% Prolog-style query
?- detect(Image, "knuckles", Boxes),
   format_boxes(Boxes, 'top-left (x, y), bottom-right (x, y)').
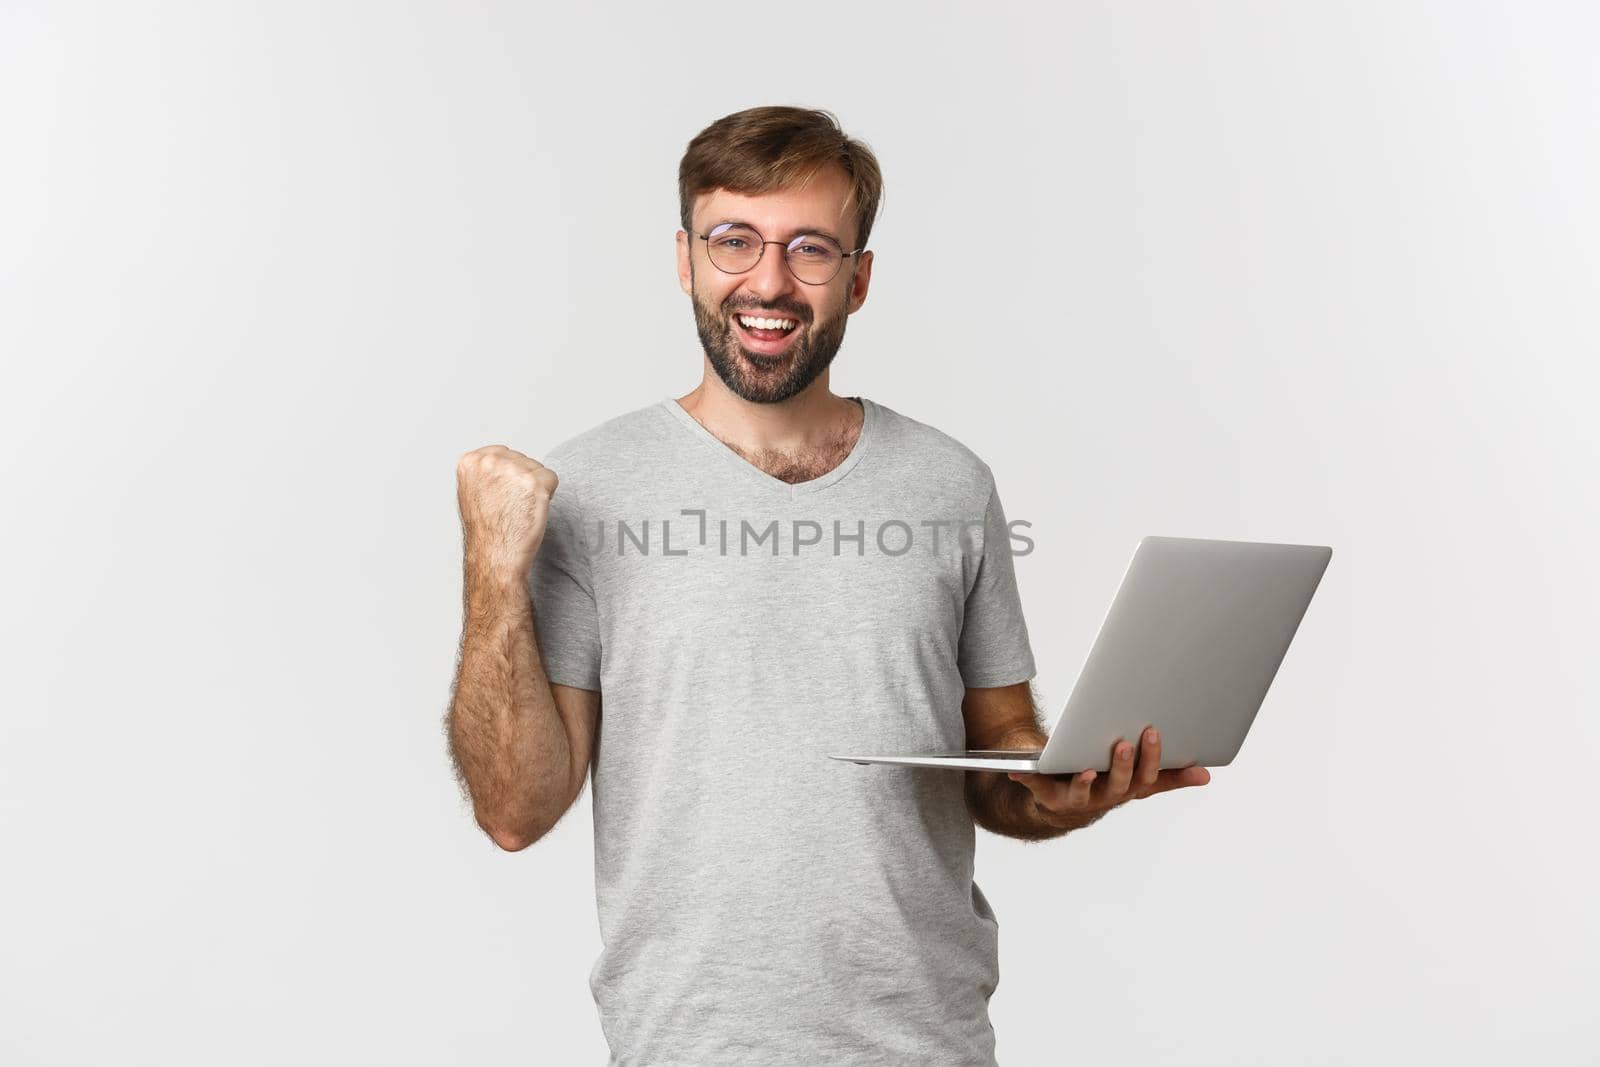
top-left (456, 446), bottom-right (558, 496)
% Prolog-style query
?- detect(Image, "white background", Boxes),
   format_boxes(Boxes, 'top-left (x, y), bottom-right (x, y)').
top-left (2, 2), bottom-right (1595, 1064)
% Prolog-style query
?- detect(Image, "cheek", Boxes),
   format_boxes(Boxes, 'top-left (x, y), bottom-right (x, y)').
top-left (696, 290), bottom-right (730, 322)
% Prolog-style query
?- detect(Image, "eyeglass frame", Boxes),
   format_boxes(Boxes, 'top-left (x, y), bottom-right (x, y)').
top-left (690, 221), bottom-right (867, 286)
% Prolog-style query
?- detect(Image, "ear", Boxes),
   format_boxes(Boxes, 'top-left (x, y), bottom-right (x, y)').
top-left (676, 230), bottom-right (692, 296)
top-left (846, 249), bottom-right (873, 314)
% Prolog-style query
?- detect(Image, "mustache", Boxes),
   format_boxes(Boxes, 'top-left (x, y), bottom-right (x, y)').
top-left (724, 303), bottom-right (810, 323)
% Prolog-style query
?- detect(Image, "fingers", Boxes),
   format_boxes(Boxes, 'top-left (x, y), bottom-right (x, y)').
top-left (1007, 742), bottom-right (1212, 823)
top-left (1066, 769), bottom-right (1096, 809)
top-left (1105, 739), bottom-right (1136, 797)
top-left (1135, 727), bottom-right (1162, 793)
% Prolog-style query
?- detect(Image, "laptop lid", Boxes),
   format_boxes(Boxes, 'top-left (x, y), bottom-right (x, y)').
top-left (1032, 535), bottom-right (1332, 774)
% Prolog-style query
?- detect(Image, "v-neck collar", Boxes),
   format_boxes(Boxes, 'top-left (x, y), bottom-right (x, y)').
top-left (660, 395), bottom-right (878, 498)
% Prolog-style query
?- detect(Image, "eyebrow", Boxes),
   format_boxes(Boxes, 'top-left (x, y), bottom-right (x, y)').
top-left (713, 218), bottom-right (846, 247)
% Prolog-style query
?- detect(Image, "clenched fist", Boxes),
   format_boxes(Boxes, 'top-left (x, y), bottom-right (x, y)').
top-left (456, 445), bottom-right (561, 582)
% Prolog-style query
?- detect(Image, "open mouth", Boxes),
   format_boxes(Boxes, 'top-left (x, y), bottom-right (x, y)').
top-left (731, 313), bottom-right (802, 355)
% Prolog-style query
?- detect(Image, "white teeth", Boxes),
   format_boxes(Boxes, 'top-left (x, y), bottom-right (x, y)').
top-left (737, 314), bottom-right (796, 331)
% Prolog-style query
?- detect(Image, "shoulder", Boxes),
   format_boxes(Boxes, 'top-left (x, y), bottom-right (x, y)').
top-left (532, 400), bottom-right (674, 516)
top-left (866, 398), bottom-right (999, 492)
top-left (538, 399), bottom-right (673, 477)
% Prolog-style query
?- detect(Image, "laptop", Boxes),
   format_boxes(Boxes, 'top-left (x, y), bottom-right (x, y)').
top-left (828, 535), bottom-right (1332, 774)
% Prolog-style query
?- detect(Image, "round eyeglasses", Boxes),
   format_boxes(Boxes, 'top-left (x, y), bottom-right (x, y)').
top-left (692, 222), bottom-right (866, 285)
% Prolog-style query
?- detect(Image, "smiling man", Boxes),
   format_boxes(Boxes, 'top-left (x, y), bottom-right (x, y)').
top-left (446, 105), bottom-right (1207, 1066)
top-left (673, 136), bottom-right (873, 477)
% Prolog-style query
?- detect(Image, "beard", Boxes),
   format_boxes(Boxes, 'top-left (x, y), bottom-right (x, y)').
top-left (689, 263), bottom-right (851, 404)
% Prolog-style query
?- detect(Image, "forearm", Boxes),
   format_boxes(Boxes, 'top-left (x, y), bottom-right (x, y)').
top-left (446, 560), bottom-right (574, 843)
top-left (964, 728), bottom-right (1106, 841)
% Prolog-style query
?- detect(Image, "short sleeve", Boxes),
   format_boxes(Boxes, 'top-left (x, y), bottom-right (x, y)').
top-left (527, 478), bottom-right (602, 691)
top-left (956, 474), bottom-right (1037, 688)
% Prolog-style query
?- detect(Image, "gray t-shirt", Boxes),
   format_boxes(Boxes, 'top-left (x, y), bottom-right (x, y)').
top-left (528, 395), bottom-right (1036, 1066)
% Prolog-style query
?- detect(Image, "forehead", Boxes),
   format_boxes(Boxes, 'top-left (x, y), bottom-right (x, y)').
top-left (692, 166), bottom-right (853, 240)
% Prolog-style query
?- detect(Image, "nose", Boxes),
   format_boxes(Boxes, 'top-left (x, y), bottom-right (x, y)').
top-left (742, 241), bottom-right (801, 305)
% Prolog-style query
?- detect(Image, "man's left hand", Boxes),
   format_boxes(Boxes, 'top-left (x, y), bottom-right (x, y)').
top-left (1007, 727), bottom-right (1211, 825)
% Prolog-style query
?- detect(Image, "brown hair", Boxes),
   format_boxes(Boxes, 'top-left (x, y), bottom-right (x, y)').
top-left (678, 105), bottom-right (885, 253)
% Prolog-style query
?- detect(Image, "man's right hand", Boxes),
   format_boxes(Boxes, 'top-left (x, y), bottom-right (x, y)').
top-left (456, 445), bottom-right (560, 581)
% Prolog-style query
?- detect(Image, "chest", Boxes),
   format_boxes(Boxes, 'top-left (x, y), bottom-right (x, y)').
top-left (586, 514), bottom-right (975, 669)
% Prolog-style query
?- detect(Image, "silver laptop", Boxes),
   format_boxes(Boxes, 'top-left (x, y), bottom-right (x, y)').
top-left (828, 535), bottom-right (1332, 774)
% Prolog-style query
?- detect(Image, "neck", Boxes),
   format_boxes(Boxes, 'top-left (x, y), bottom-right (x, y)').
top-left (675, 367), bottom-right (860, 454)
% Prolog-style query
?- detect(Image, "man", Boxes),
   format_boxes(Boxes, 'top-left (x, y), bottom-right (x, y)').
top-left (447, 105), bottom-right (1209, 1065)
